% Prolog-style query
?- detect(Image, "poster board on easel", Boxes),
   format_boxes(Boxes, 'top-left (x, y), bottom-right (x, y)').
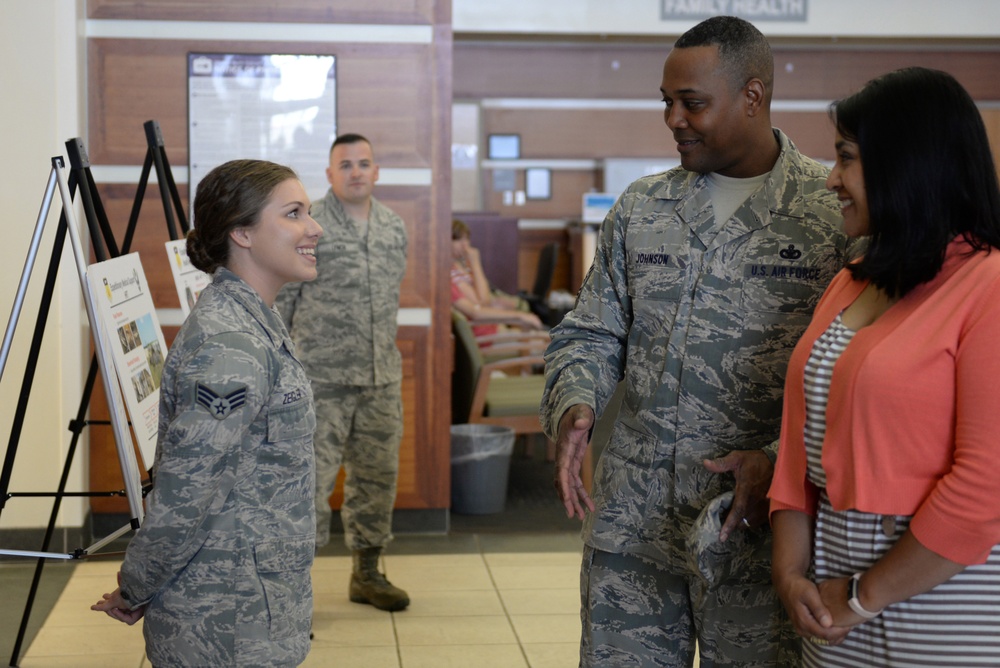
top-left (165, 239), bottom-right (211, 317)
top-left (86, 253), bottom-right (167, 488)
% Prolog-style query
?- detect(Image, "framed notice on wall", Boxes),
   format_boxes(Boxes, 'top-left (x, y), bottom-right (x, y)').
top-left (188, 53), bottom-right (337, 204)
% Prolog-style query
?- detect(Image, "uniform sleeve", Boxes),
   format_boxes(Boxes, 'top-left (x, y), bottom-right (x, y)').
top-left (119, 331), bottom-right (271, 604)
top-left (540, 194), bottom-right (631, 438)
top-left (910, 274), bottom-right (1000, 564)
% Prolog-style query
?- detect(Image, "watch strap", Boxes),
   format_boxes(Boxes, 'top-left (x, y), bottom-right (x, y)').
top-left (847, 572), bottom-right (883, 619)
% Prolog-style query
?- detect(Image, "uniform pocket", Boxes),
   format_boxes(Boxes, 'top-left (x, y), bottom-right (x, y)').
top-left (318, 239), bottom-right (363, 291)
top-left (628, 257), bottom-right (684, 303)
top-left (260, 398), bottom-right (315, 505)
top-left (602, 419), bottom-right (660, 470)
top-left (267, 398), bottom-right (316, 443)
top-left (255, 536), bottom-right (314, 641)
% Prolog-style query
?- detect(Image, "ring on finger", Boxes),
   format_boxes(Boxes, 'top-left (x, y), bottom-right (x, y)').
top-left (807, 637), bottom-right (829, 646)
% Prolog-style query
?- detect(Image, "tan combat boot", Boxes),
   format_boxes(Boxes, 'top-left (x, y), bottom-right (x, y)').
top-left (350, 547), bottom-right (410, 612)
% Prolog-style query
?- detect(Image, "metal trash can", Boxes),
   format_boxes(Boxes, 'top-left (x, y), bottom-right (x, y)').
top-left (450, 424), bottom-right (515, 515)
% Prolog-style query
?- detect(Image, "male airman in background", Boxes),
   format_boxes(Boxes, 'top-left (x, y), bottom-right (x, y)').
top-left (278, 133), bottom-right (410, 612)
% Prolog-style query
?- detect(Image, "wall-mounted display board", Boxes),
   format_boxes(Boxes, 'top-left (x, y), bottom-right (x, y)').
top-left (525, 167), bottom-right (551, 200)
top-left (188, 53), bottom-right (337, 202)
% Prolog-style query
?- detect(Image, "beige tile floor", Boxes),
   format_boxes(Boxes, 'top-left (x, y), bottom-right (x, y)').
top-left (18, 549), bottom-right (584, 667)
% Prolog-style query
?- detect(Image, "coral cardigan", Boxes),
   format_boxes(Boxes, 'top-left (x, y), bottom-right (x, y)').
top-left (769, 239), bottom-right (1000, 565)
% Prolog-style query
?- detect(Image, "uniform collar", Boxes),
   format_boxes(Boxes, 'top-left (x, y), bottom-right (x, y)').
top-left (323, 190), bottom-right (383, 226)
top-left (211, 267), bottom-right (292, 350)
top-left (653, 129), bottom-right (810, 250)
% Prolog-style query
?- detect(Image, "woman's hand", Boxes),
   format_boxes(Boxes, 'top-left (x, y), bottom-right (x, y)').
top-left (465, 245), bottom-right (482, 267)
top-left (775, 572), bottom-right (852, 645)
top-left (772, 510), bottom-right (853, 646)
top-left (817, 576), bottom-right (868, 628)
top-left (519, 311), bottom-right (544, 329)
top-left (91, 571), bottom-right (146, 625)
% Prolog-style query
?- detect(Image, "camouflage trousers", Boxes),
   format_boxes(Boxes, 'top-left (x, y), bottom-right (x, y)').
top-left (312, 381), bottom-right (403, 551)
top-left (580, 546), bottom-right (799, 667)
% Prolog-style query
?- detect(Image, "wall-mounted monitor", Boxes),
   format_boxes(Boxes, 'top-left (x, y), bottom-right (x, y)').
top-left (487, 133), bottom-right (520, 160)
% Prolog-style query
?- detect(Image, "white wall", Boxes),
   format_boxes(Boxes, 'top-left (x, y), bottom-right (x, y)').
top-left (454, 0), bottom-right (1000, 38)
top-left (0, 0), bottom-right (86, 532)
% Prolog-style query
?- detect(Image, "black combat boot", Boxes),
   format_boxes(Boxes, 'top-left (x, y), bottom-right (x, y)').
top-left (350, 546), bottom-right (410, 612)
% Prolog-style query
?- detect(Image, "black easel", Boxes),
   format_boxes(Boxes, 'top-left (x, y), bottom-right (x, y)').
top-left (0, 125), bottom-right (188, 667)
top-left (124, 120), bottom-right (190, 246)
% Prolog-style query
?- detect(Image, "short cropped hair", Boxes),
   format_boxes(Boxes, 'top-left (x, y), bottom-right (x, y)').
top-left (832, 67), bottom-right (1000, 297)
top-left (330, 132), bottom-right (373, 156)
top-left (675, 15), bottom-right (773, 99)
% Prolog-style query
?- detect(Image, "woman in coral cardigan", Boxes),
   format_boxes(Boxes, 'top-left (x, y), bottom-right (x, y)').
top-left (769, 67), bottom-right (1000, 665)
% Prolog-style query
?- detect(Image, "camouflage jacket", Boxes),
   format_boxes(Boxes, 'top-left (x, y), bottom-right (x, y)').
top-left (120, 268), bottom-right (316, 667)
top-left (541, 130), bottom-right (851, 570)
top-left (277, 190), bottom-right (408, 387)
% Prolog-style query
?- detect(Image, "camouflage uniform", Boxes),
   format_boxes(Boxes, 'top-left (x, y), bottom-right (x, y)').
top-left (541, 131), bottom-right (851, 667)
top-left (277, 189), bottom-right (407, 550)
top-left (119, 268), bottom-right (316, 667)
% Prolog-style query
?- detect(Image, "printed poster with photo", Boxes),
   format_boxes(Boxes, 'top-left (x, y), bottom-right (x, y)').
top-left (166, 239), bottom-right (211, 317)
top-left (87, 253), bottom-right (168, 469)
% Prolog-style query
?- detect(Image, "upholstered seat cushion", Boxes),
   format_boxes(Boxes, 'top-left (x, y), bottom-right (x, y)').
top-left (484, 375), bottom-right (546, 417)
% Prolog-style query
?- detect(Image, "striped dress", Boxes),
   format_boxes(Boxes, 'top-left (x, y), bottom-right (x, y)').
top-left (801, 315), bottom-right (1000, 667)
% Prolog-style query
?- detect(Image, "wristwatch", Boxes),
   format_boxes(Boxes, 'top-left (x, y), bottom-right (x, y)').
top-left (847, 572), bottom-right (883, 619)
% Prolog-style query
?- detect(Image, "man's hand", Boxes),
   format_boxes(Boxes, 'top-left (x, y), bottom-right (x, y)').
top-left (553, 404), bottom-right (596, 520)
top-left (703, 450), bottom-right (773, 541)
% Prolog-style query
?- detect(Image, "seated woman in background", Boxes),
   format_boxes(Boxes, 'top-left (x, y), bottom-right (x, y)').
top-left (769, 67), bottom-right (1000, 665)
top-left (451, 218), bottom-right (543, 335)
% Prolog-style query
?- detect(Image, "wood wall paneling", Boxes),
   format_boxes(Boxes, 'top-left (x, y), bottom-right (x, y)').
top-left (88, 39), bottom-right (440, 168)
top-left (456, 42), bottom-right (1000, 101)
top-left (770, 112), bottom-right (837, 161)
top-left (483, 169), bottom-right (599, 222)
top-left (368, 185), bottom-right (435, 310)
top-left (771, 49), bottom-right (1000, 101)
top-left (455, 43), bottom-right (671, 100)
top-left (87, 3), bottom-right (453, 516)
top-left (88, 0), bottom-right (441, 24)
top-left (518, 228), bottom-right (571, 296)
top-left (484, 108), bottom-right (672, 160)
top-left (983, 110), bottom-right (1000, 179)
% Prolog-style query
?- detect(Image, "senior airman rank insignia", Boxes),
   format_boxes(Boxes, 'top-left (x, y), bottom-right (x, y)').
top-left (196, 382), bottom-right (248, 420)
